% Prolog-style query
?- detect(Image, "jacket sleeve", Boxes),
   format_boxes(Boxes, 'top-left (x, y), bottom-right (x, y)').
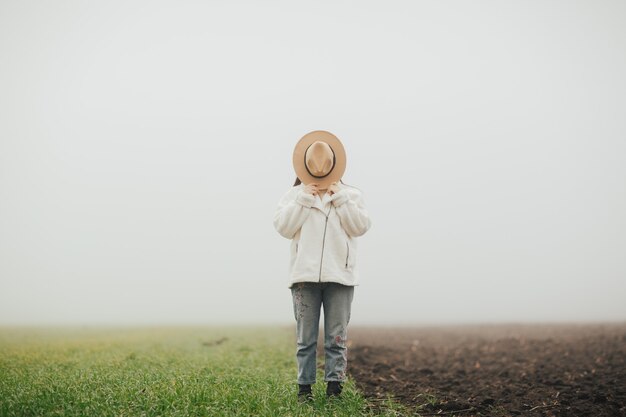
top-left (331, 187), bottom-right (372, 237)
top-left (273, 187), bottom-right (316, 239)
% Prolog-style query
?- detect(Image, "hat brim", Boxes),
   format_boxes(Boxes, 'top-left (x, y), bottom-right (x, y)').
top-left (293, 130), bottom-right (346, 189)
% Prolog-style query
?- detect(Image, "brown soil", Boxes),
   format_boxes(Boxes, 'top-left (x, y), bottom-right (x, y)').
top-left (347, 323), bottom-right (626, 417)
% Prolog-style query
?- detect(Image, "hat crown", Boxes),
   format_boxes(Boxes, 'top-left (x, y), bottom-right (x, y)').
top-left (305, 141), bottom-right (335, 177)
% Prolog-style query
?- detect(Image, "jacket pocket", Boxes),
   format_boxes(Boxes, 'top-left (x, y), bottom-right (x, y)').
top-left (345, 241), bottom-right (350, 268)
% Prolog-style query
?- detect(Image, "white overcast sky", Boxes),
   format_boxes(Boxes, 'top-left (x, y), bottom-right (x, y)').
top-left (1, 1), bottom-right (625, 325)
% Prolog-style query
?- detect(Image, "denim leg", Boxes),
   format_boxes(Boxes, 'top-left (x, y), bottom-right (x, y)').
top-left (291, 282), bottom-right (322, 385)
top-left (322, 283), bottom-right (354, 382)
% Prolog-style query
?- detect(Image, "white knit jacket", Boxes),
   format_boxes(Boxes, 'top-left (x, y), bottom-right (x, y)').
top-left (274, 183), bottom-right (372, 288)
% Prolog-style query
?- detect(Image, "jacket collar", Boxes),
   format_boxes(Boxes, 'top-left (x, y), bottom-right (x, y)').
top-left (311, 185), bottom-right (341, 212)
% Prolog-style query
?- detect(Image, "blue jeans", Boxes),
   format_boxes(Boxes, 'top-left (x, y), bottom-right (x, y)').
top-left (291, 282), bottom-right (354, 385)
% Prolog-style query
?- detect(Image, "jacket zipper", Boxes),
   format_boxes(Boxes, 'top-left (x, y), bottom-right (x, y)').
top-left (318, 206), bottom-right (332, 282)
top-left (345, 241), bottom-right (349, 268)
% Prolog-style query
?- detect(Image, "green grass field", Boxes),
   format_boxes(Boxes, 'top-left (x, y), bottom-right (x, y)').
top-left (0, 326), bottom-right (405, 417)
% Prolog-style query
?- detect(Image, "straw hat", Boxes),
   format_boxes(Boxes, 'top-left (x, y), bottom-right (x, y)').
top-left (293, 130), bottom-right (346, 189)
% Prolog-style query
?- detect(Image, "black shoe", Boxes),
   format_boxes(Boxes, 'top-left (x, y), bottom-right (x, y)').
top-left (297, 384), bottom-right (313, 403)
top-left (326, 381), bottom-right (343, 397)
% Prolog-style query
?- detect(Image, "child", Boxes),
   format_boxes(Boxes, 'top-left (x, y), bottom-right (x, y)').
top-left (273, 130), bottom-right (372, 402)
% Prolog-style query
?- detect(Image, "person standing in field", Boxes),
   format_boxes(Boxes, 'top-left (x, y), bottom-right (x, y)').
top-left (273, 130), bottom-right (372, 402)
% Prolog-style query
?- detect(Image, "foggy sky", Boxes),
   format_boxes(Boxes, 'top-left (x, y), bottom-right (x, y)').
top-left (1, 0), bottom-right (625, 325)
